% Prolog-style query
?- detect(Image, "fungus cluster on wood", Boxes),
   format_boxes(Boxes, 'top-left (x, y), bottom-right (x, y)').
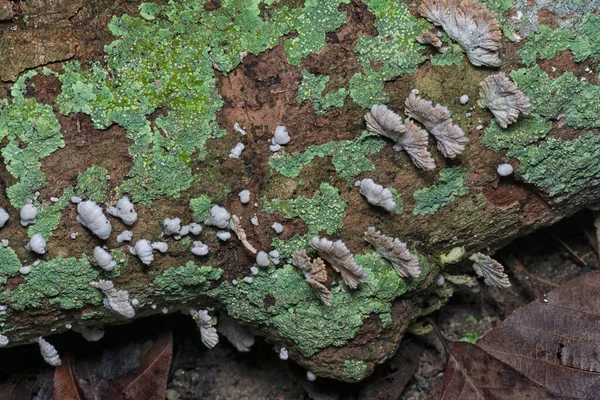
top-left (90, 280), bottom-right (135, 319)
top-left (76, 200), bottom-right (112, 240)
top-left (418, 0), bottom-right (502, 67)
top-left (364, 227), bottom-right (421, 278)
top-left (309, 237), bottom-right (366, 289)
top-left (356, 178), bottom-right (397, 212)
top-left (291, 250), bottom-right (331, 306)
top-left (106, 196), bottom-right (137, 225)
top-left (190, 308), bottom-right (219, 349)
top-left (478, 73), bottom-right (531, 128)
top-left (216, 315), bottom-right (255, 352)
top-left (38, 337), bottom-right (61, 366)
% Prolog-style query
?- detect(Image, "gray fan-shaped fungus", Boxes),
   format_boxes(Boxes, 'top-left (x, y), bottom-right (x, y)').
top-left (417, 29), bottom-right (443, 48)
top-left (356, 178), bottom-right (396, 212)
top-left (38, 337), bottom-right (61, 366)
top-left (478, 72), bottom-right (531, 128)
top-left (73, 326), bottom-right (105, 342)
top-left (190, 309), bottom-right (219, 349)
top-left (365, 105), bottom-right (435, 170)
top-left (93, 246), bottom-right (116, 271)
top-left (162, 217), bottom-right (181, 236)
top-left (25, 234), bottom-right (46, 255)
top-left (130, 239), bottom-right (154, 265)
top-left (20, 203), bottom-right (38, 226)
top-left (405, 93), bottom-right (467, 159)
top-left (469, 252), bottom-right (511, 288)
top-left (364, 227), bottom-right (421, 278)
top-left (76, 200), bottom-right (112, 240)
top-left (106, 196), bottom-right (137, 225)
top-left (309, 237), bottom-right (366, 289)
top-left (217, 315), bottom-right (255, 352)
top-left (291, 250), bottom-right (331, 306)
top-left (205, 205), bottom-right (231, 229)
top-left (0, 208), bottom-right (9, 228)
top-left (418, 0), bottom-right (502, 67)
top-left (90, 280), bottom-right (135, 319)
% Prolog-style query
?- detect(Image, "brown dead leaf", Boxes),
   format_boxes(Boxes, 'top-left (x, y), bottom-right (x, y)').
top-left (53, 354), bottom-right (85, 400)
top-left (359, 338), bottom-right (424, 400)
top-left (428, 271), bottom-right (600, 399)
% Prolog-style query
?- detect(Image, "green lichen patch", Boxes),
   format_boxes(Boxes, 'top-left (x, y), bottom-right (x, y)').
top-left (268, 132), bottom-right (385, 182)
top-left (210, 253), bottom-right (427, 356)
top-left (507, 135), bottom-right (600, 198)
top-left (483, 114), bottom-right (552, 152)
top-left (190, 195), bottom-right (214, 223)
top-left (297, 70), bottom-right (348, 115)
top-left (28, 186), bottom-right (75, 240)
top-left (0, 247), bottom-right (22, 285)
top-left (348, 69), bottom-right (389, 109)
top-left (413, 167), bottom-right (468, 216)
top-left (76, 165), bottom-right (110, 203)
top-left (3, 257), bottom-right (102, 311)
top-left (264, 183), bottom-right (347, 257)
top-left (389, 188), bottom-right (404, 215)
top-left (343, 360), bottom-right (369, 381)
top-left (0, 71), bottom-right (65, 208)
top-left (154, 262), bottom-right (223, 301)
top-left (283, 0), bottom-right (350, 65)
top-left (519, 15), bottom-right (600, 65)
top-left (430, 45), bottom-right (464, 67)
top-left (354, 0), bottom-right (427, 81)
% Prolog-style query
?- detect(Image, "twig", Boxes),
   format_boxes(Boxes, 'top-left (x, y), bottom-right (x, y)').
top-left (504, 256), bottom-right (545, 299)
top-left (549, 232), bottom-right (588, 267)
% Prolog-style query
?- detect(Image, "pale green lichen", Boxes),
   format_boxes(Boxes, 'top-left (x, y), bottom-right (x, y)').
top-left (28, 186), bottom-right (75, 240)
top-left (483, 114), bottom-right (552, 152)
top-left (0, 247), bottom-right (22, 285)
top-left (190, 195), bottom-right (214, 223)
top-left (209, 253), bottom-right (431, 356)
top-left (268, 132), bottom-right (385, 183)
top-left (343, 360), bottom-right (369, 381)
top-left (3, 257), bottom-right (102, 311)
top-left (283, 0), bottom-right (350, 65)
top-left (348, 69), bottom-right (389, 109)
top-left (76, 165), bottom-right (110, 203)
top-left (0, 71), bottom-right (65, 208)
top-left (413, 167), bottom-right (468, 216)
top-left (263, 183), bottom-right (346, 258)
top-left (519, 15), bottom-right (600, 66)
top-left (154, 262), bottom-right (223, 301)
top-left (297, 70), bottom-right (348, 115)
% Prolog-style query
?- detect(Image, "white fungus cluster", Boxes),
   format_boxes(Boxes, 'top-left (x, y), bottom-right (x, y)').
top-left (205, 205), bottom-right (231, 229)
top-left (238, 190), bottom-right (251, 204)
top-left (0, 208), bottom-right (9, 228)
top-left (190, 309), bottom-right (219, 349)
top-left (38, 337), bottom-right (61, 366)
top-left (356, 178), bottom-right (396, 212)
top-left (20, 203), bottom-right (38, 227)
top-left (106, 196), bottom-right (138, 225)
top-left (93, 247), bottom-right (116, 271)
top-left (191, 241), bottom-right (209, 256)
top-left (229, 143), bottom-right (245, 159)
top-left (162, 217), bottom-right (181, 236)
top-left (270, 125), bottom-right (290, 152)
top-left (25, 234), bottom-right (47, 255)
top-left (90, 280), bottom-right (135, 319)
top-left (116, 230), bottom-right (133, 243)
top-left (129, 239), bottom-right (167, 265)
top-left (76, 201), bottom-right (112, 240)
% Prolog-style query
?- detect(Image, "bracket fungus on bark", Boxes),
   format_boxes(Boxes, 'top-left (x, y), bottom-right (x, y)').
top-left (38, 337), bottom-right (61, 367)
top-left (217, 315), bottom-right (255, 352)
top-left (309, 237), bottom-right (366, 289)
top-left (356, 178), bottom-right (396, 212)
top-left (190, 309), bottom-right (219, 349)
top-left (90, 280), bottom-right (135, 319)
top-left (405, 93), bottom-right (467, 159)
top-left (469, 252), bottom-right (511, 288)
top-left (365, 105), bottom-right (435, 170)
top-left (364, 227), bottom-right (421, 278)
top-left (291, 250), bottom-right (331, 306)
top-left (418, 0), bottom-right (502, 67)
top-left (478, 72), bottom-right (531, 128)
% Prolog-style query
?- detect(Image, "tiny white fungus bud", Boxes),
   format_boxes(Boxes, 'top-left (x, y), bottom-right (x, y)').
top-left (269, 250), bottom-right (279, 258)
top-left (65, 324), bottom-right (72, 329)
top-left (243, 276), bottom-right (253, 284)
top-left (250, 216), bottom-right (259, 226)
top-left (307, 371), bottom-right (316, 381)
top-left (234, 122), bottom-right (247, 135)
top-left (250, 266), bottom-right (259, 275)
top-left (130, 239), bottom-right (154, 265)
top-left (459, 94), bottom-right (469, 104)
top-left (116, 230), bottom-right (133, 243)
top-left (71, 196), bottom-right (82, 204)
top-left (269, 144), bottom-right (281, 152)
top-left (50, 197), bottom-right (59, 203)
top-left (0, 335), bottom-right (9, 347)
top-left (162, 218), bottom-right (181, 236)
top-left (19, 266), bottom-right (32, 275)
top-left (279, 347), bottom-right (289, 360)
top-left (273, 125), bottom-right (290, 145)
top-left (20, 203), bottom-right (38, 227)
top-left (25, 234), bottom-right (46, 255)
top-left (76, 201), bottom-right (112, 240)
top-left (179, 225), bottom-right (190, 236)
top-left (256, 251), bottom-right (270, 267)
top-left (151, 241), bottom-right (169, 253)
top-left (191, 241), bottom-right (209, 256)
top-left (0, 208), bottom-right (9, 228)
top-left (216, 231), bottom-right (231, 241)
top-left (238, 190), bottom-right (251, 204)
top-left (93, 246), bottom-right (116, 271)
top-left (229, 143), bottom-right (245, 158)
top-left (162, 307), bottom-right (169, 314)
top-left (106, 196), bottom-right (137, 225)
top-left (205, 206), bottom-right (230, 229)
top-left (131, 299), bottom-right (139, 306)
top-left (497, 163), bottom-right (514, 176)
top-left (1, 239), bottom-right (8, 247)
top-left (271, 222), bottom-right (283, 234)
top-left (189, 223), bottom-right (202, 235)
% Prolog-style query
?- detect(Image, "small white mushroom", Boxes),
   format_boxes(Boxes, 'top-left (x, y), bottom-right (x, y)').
top-left (116, 230), bottom-right (133, 243)
top-left (191, 241), bottom-right (209, 256)
top-left (38, 337), bottom-right (61, 366)
top-left (70, 196), bottom-right (82, 204)
top-left (256, 251), bottom-right (270, 267)
top-left (271, 222), bottom-right (284, 234)
top-left (272, 125), bottom-right (290, 145)
top-left (106, 196), bottom-right (138, 225)
top-left (205, 206), bottom-right (231, 229)
top-left (188, 223), bottom-right (202, 235)
top-left (0, 208), bottom-right (9, 228)
top-left (151, 241), bottom-right (169, 253)
top-left (0, 334), bottom-right (8, 347)
top-left (279, 347), bottom-right (289, 360)
top-left (238, 190), bottom-right (251, 204)
top-left (162, 218), bottom-right (181, 236)
top-left (130, 239), bottom-right (154, 265)
top-left (19, 266), bottom-right (32, 275)
top-left (25, 234), bottom-right (46, 255)
top-left (76, 201), bottom-right (112, 240)
top-left (229, 143), bottom-right (245, 159)
top-left (216, 231), bottom-right (231, 241)
top-left (497, 163), bottom-right (514, 176)
top-left (93, 246), bottom-right (116, 271)
top-left (20, 203), bottom-right (38, 227)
